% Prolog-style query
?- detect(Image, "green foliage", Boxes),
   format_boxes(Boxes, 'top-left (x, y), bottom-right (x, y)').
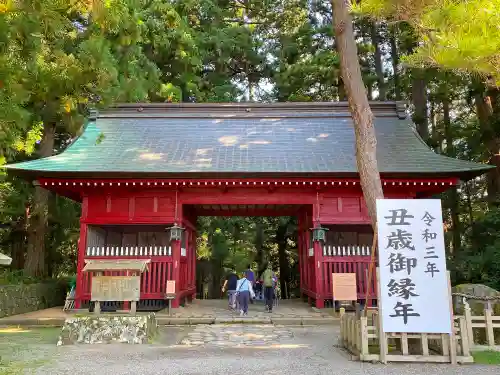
top-left (354, 0), bottom-right (500, 84)
top-left (0, 269), bottom-right (40, 285)
top-left (451, 208), bottom-right (500, 291)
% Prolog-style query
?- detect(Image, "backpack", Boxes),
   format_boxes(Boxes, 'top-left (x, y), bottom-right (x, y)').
top-left (263, 269), bottom-right (273, 287)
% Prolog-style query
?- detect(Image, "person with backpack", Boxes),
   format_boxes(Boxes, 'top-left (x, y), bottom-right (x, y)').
top-left (236, 272), bottom-right (255, 316)
top-left (261, 265), bottom-right (276, 313)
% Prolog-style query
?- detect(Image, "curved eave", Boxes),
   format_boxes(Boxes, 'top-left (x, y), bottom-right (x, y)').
top-left (4, 166), bottom-right (493, 181)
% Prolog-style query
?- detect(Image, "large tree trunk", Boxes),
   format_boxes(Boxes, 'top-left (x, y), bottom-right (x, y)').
top-left (24, 122), bottom-right (55, 277)
top-left (371, 22), bottom-right (386, 100)
top-left (332, 0), bottom-right (384, 225)
top-left (475, 87), bottom-right (500, 205)
top-left (254, 218), bottom-right (266, 276)
top-left (10, 224), bottom-right (26, 270)
top-left (412, 70), bottom-right (429, 142)
top-left (276, 219), bottom-right (290, 299)
top-left (389, 25), bottom-right (401, 100)
top-left (443, 98), bottom-right (461, 253)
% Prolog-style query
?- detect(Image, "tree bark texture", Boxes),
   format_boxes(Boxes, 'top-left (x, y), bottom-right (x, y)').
top-left (332, 0), bottom-right (384, 226)
top-left (443, 98), bottom-right (461, 253)
top-left (389, 25), bottom-right (401, 100)
top-left (276, 219), bottom-right (290, 299)
top-left (412, 70), bottom-right (429, 142)
top-left (371, 22), bottom-right (386, 100)
top-left (475, 88), bottom-right (500, 205)
top-left (24, 122), bottom-right (55, 277)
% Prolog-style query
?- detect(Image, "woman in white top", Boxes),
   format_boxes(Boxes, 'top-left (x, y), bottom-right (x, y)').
top-left (236, 273), bottom-right (255, 316)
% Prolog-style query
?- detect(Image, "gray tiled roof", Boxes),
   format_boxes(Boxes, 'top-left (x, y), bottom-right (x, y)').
top-left (5, 102), bottom-right (491, 178)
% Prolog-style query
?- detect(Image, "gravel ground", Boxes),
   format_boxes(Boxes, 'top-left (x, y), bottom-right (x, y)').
top-left (22, 325), bottom-right (497, 375)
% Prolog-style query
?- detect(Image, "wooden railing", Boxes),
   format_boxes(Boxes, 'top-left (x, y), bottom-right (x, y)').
top-left (323, 245), bottom-right (371, 257)
top-left (81, 246), bottom-right (175, 301)
top-left (339, 310), bottom-right (473, 364)
top-left (86, 245), bottom-right (172, 257)
top-left (460, 300), bottom-right (500, 348)
top-left (320, 245), bottom-right (375, 305)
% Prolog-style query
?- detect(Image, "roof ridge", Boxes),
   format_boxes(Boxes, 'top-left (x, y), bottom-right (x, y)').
top-left (97, 101), bottom-right (409, 119)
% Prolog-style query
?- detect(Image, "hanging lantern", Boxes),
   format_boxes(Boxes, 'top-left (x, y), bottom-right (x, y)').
top-left (168, 223), bottom-right (185, 241)
top-left (310, 225), bottom-right (329, 243)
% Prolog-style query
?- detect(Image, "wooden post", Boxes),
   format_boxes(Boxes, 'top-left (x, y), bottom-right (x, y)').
top-left (464, 301), bottom-right (474, 347)
top-left (446, 271), bottom-right (457, 364)
top-left (130, 301), bottom-right (137, 315)
top-left (360, 316), bottom-right (369, 359)
top-left (313, 235), bottom-right (324, 308)
top-left (75, 222), bottom-right (88, 309)
top-left (485, 301), bottom-right (495, 347)
top-left (421, 333), bottom-right (429, 356)
top-left (363, 231), bottom-right (378, 315)
top-left (171, 238), bottom-right (181, 308)
top-left (94, 301), bottom-right (101, 315)
top-left (459, 316), bottom-right (470, 357)
top-left (376, 268), bottom-right (388, 364)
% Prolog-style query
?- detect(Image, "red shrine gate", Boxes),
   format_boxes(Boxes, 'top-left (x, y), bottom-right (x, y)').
top-left (6, 102), bottom-right (489, 309)
top-left (41, 176), bottom-right (457, 309)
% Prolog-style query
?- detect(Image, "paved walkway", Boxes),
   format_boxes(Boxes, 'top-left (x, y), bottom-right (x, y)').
top-left (179, 324), bottom-right (295, 347)
top-left (21, 325), bottom-right (499, 375)
top-left (0, 299), bottom-right (337, 326)
top-left (160, 299), bottom-right (335, 325)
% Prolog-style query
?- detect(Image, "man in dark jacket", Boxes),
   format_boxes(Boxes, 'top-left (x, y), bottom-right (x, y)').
top-left (221, 268), bottom-right (238, 310)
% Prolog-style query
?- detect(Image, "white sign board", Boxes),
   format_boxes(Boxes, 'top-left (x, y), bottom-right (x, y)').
top-left (376, 199), bottom-right (451, 334)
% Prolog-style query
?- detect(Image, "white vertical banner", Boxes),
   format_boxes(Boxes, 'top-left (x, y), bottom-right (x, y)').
top-left (376, 199), bottom-right (451, 334)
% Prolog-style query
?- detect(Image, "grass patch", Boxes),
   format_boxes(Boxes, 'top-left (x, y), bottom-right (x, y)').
top-left (0, 327), bottom-right (60, 374)
top-left (472, 350), bottom-right (500, 364)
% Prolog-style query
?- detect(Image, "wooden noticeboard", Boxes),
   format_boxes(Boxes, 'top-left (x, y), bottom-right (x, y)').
top-left (91, 276), bottom-right (140, 302)
top-left (332, 273), bottom-right (357, 301)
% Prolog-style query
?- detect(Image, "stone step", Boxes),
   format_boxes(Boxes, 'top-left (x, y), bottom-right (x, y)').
top-left (0, 316), bottom-right (339, 327)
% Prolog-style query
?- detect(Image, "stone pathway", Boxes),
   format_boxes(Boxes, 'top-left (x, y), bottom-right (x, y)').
top-left (0, 299), bottom-right (337, 327)
top-left (179, 324), bottom-right (294, 347)
top-left (158, 299), bottom-right (336, 325)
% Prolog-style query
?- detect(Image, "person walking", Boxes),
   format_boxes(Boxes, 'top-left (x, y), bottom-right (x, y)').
top-left (261, 265), bottom-right (275, 313)
top-left (244, 264), bottom-right (255, 304)
top-left (221, 267), bottom-right (238, 310)
top-left (236, 272), bottom-right (255, 316)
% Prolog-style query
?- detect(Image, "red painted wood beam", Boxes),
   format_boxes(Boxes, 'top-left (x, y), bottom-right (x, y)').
top-left (191, 208), bottom-right (302, 217)
top-left (39, 177), bottom-right (459, 189)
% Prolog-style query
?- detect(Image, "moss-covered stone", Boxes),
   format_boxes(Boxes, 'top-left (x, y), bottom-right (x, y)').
top-left (452, 284), bottom-right (500, 345)
top-left (0, 281), bottom-right (67, 318)
top-left (58, 314), bottom-right (158, 345)
top-left (452, 284), bottom-right (500, 315)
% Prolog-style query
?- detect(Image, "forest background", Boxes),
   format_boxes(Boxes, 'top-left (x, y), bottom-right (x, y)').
top-left (1, 0), bottom-right (499, 298)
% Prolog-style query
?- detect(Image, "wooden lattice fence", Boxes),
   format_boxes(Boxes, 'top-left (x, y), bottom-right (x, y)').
top-left (339, 309), bottom-right (474, 364)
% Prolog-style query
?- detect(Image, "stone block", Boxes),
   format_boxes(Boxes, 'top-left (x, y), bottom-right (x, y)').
top-left (57, 313), bottom-right (158, 345)
top-left (188, 317), bottom-right (215, 325)
top-left (452, 284), bottom-right (500, 315)
top-left (168, 317), bottom-right (189, 325)
top-left (301, 317), bottom-right (338, 325)
top-left (271, 317), bottom-right (303, 325)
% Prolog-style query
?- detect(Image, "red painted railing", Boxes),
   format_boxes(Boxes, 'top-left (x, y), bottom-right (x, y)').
top-left (80, 250), bottom-right (174, 301)
top-left (320, 256), bottom-right (377, 304)
top-left (301, 243), bottom-right (377, 307)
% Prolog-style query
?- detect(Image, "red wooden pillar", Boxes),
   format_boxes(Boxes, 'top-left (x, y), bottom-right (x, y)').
top-left (305, 227), bottom-right (312, 305)
top-left (313, 238), bottom-right (324, 308)
top-left (298, 229), bottom-right (304, 297)
top-left (75, 196), bottom-right (88, 309)
top-left (191, 229), bottom-right (197, 299)
top-left (171, 237), bottom-right (181, 308)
